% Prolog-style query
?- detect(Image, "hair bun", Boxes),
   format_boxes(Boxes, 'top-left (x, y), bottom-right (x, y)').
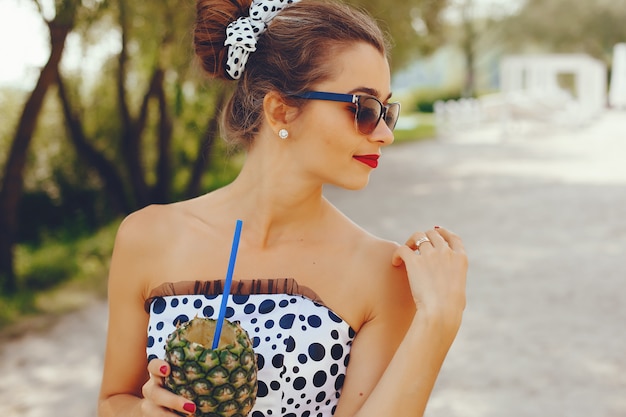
top-left (194, 0), bottom-right (253, 80)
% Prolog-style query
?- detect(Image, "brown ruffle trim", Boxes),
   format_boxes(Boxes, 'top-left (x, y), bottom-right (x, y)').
top-left (144, 278), bottom-right (324, 313)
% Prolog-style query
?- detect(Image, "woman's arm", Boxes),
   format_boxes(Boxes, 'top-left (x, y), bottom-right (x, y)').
top-left (335, 227), bottom-right (467, 417)
top-left (98, 209), bottom-right (196, 417)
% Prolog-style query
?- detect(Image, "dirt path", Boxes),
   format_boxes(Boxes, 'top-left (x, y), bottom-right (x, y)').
top-left (2, 110), bottom-right (625, 417)
top-left (0, 301), bottom-right (107, 416)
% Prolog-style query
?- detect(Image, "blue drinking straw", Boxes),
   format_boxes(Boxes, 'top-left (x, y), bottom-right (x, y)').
top-left (212, 219), bottom-right (243, 350)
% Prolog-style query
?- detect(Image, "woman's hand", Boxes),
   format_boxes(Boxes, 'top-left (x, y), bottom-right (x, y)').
top-left (141, 359), bottom-right (197, 416)
top-left (391, 226), bottom-right (468, 334)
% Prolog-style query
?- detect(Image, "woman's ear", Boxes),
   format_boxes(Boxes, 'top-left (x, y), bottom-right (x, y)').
top-left (263, 91), bottom-right (299, 131)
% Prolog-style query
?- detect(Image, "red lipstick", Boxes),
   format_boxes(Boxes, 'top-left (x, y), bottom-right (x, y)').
top-left (353, 154), bottom-right (379, 168)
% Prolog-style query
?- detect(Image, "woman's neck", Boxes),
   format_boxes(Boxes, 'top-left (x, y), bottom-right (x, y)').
top-left (215, 151), bottom-right (331, 249)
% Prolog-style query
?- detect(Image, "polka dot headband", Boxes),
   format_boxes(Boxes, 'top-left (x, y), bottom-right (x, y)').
top-left (224, 0), bottom-right (301, 79)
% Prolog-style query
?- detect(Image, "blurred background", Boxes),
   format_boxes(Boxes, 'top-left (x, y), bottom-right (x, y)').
top-left (1, 0), bottom-right (625, 416)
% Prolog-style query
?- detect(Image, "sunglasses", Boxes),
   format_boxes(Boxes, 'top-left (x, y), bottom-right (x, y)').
top-left (291, 91), bottom-right (401, 135)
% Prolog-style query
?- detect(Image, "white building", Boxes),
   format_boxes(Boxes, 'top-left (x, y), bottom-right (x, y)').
top-left (500, 54), bottom-right (607, 120)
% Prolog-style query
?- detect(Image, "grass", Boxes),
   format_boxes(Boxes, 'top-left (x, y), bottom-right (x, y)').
top-left (392, 112), bottom-right (436, 144)
top-left (0, 220), bottom-right (120, 331)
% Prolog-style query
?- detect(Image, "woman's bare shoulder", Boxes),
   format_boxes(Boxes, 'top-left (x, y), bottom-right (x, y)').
top-left (342, 222), bottom-right (402, 273)
top-left (114, 204), bottom-right (182, 253)
top-left (357, 233), bottom-right (415, 316)
top-left (361, 234), bottom-right (410, 285)
top-left (332, 219), bottom-right (414, 317)
top-left (108, 202), bottom-right (204, 293)
top-left (329, 207), bottom-right (409, 286)
top-left (115, 198), bottom-right (210, 249)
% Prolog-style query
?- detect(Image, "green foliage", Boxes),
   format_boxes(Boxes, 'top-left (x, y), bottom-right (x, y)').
top-left (347, 0), bottom-right (450, 69)
top-left (0, 219), bottom-right (119, 328)
top-left (17, 185), bottom-right (113, 244)
top-left (0, 88), bottom-right (28, 157)
top-left (16, 242), bottom-right (79, 290)
top-left (497, 0), bottom-right (626, 63)
top-left (416, 90), bottom-right (464, 113)
top-left (401, 87), bottom-right (464, 113)
top-left (393, 112), bottom-right (436, 143)
top-left (15, 219), bottom-right (118, 289)
top-left (0, 291), bottom-right (36, 329)
top-left (200, 144), bottom-right (245, 192)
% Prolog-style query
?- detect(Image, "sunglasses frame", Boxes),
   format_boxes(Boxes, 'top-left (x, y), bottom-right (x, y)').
top-left (290, 91), bottom-right (400, 135)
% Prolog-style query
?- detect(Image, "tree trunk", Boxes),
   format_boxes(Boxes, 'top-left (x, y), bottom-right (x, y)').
top-left (56, 74), bottom-right (133, 215)
top-left (185, 88), bottom-right (228, 199)
top-left (151, 69), bottom-right (173, 204)
top-left (117, 0), bottom-right (150, 208)
top-left (462, 0), bottom-right (477, 98)
top-left (463, 43), bottom-right (476, 98)
top-left (0, 20), bottom-right (72, 293)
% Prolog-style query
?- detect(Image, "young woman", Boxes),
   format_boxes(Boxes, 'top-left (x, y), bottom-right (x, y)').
top-left (98, 0), bottom-right (468, 416)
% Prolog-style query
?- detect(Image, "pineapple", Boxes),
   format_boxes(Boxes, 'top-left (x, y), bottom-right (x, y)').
top-left (164, 317), bottom-right (258, 417)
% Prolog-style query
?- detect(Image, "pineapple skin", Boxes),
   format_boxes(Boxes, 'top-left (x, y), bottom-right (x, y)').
top-left (164, 318), bottom-right (258, 417)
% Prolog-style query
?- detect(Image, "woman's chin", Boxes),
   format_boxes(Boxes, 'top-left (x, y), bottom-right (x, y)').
top-left (332, 176), bottom-right (370, 191)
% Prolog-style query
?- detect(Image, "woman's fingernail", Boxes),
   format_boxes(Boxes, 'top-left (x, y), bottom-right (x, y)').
top-left (160, 365), bottom-right (168, 375)
top-left (434, 225), bottom-right (440, 229)
top-left (183, 402), bottom-right (196, 413)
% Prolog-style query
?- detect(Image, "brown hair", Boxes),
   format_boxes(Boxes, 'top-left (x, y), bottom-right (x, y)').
top-left (194, 0), bottom-right (390, 148)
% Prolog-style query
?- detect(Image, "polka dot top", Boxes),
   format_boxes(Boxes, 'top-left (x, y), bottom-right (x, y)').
top-left (145, 279), bottom-right (356, 417)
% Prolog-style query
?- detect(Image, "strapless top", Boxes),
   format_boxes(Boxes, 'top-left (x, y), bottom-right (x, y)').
top-left (145, 278), bottom-right (356, 417)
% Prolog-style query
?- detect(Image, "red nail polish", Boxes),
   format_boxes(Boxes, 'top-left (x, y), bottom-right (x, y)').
top-left (159, 365), bottom-right (168, 375)
top-left (183, 402), bottom-right (196, 413)
top-left (434, 225), bottom-right (440, 229)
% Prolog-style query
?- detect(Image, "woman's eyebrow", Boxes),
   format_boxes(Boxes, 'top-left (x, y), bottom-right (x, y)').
top-left (348, 86), bottom-right (393, 101)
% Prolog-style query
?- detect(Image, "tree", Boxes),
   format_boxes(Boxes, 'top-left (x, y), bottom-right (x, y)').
top-left (0, 0), bottom-right (79, 293)
top-left (498, 0), bottom-right (626, 63)
top-left (450, 0), bottom-right (479, 97)
top-left (436, 0), bottom-right (522, 98)
top-left (56, 0), bottom-right (227, 211)
top-left (349, 0), bottom-right (450, 68)
top-left (56, 74), bottom-right (131, 214)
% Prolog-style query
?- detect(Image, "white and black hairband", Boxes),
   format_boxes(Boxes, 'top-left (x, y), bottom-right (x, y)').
top-left (224, 0), bottom-right (301, 79)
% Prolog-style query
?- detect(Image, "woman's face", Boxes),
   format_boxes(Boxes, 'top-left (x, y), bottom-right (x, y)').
top-left (288, 42), bottom-right (395, 190)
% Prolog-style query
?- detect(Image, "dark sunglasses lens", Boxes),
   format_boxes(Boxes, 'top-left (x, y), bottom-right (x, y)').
top-left (384, 103), bottom-right (400, 131)
top-left (356, 97), bottom-right (383, 134)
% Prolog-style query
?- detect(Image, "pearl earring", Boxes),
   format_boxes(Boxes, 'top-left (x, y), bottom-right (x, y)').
top-left (278, 128), bottom-right (289, 139)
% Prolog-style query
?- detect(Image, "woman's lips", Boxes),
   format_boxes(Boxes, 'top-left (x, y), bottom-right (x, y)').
top-left (353, 154), bottom-right (379, 168)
